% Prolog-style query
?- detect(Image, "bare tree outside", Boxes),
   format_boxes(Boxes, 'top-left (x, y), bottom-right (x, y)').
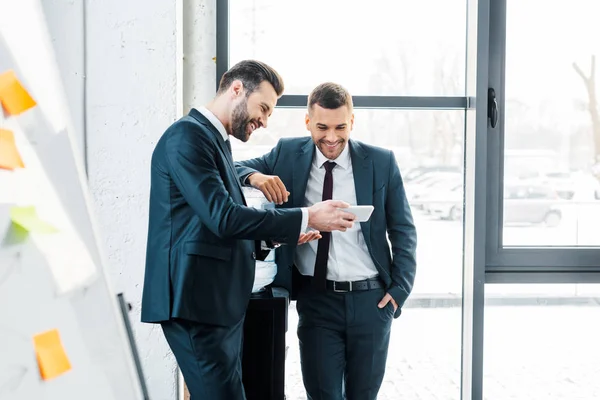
top-left (573, 55), bottom-right (600, 176)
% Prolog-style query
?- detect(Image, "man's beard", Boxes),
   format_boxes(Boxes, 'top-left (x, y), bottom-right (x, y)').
top-left (231, 98), bottom-right (252, 142)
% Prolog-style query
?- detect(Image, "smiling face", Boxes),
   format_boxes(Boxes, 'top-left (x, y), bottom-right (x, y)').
top-left (306, 104), bottom-right (354, 160)
top-left (217, 60), bottom-right (284, 142)
top-left (230, 80), bottom-right (277, 142)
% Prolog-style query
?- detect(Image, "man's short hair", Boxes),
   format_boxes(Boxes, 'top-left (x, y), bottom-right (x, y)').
top-left (217, 60), bottom-right (284, 97)
top-left (308, 82), bottom-right (353, 112)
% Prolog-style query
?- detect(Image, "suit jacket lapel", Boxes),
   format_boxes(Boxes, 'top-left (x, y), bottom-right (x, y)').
top-left (292, 140), bottom-right (315, 207)
top-left (189, 110), bottom-right (246, 203)
top-left (221, 140), bottom-right (247, 204)
top-left (350, 140), bottom-right (373, 248)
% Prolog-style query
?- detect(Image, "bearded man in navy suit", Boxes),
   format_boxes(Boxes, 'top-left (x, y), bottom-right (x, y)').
top-left (141, 63), bottom-right (357, 400)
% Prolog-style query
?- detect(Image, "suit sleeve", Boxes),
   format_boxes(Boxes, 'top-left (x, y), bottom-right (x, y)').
top-left (165, 126), bottom-right (302, 242)
top-left (384, 151), bottom-right (417, 313)
top-left (234, 139), bottom-right (282, 185)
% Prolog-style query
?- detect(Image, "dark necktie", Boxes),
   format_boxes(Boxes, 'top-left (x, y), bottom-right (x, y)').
top-left (224, 139), bottom-right (232, 156)
top-left (312, 161), bottom-right (336, 291)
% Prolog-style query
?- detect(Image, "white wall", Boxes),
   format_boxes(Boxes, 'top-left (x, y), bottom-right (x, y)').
top-left (41, 0), bottom-right (85, 164)
top-left (85, 1), bottom-right (179, 399)
top-left (183, 0), bottom-right (217, 111)
top-left (42, 0), bottom-right (217, 398)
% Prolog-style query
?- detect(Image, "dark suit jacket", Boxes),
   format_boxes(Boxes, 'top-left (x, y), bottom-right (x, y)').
top-left (235, 137), bottom-right (417, 318)
top-left (141, 109), bottom-right (303, 327)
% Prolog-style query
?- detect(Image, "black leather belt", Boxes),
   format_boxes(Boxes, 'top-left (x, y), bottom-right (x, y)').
top-left (325, 278), bottom-right (383, 292)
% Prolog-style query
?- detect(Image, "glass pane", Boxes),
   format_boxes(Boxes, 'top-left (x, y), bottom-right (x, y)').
top-left (232, 109), bottom-right (465, 399)
top-left (502, 0), bottom-right (600, 246)
top-left (484, 284), bottom-right (600, 399)
top-left (229, 0), bottom-right (467, 96)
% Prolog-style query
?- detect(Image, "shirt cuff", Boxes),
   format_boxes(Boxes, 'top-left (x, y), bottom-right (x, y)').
top-left (244, 173), bottom-right (254, 186)
top-left (300, 208), bottom-right (309, 233)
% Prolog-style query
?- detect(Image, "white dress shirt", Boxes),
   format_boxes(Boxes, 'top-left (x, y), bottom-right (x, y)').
top-left (198, 106), bottom-right (229, 142)
top-left (295, 144), bottom-right (379, 281)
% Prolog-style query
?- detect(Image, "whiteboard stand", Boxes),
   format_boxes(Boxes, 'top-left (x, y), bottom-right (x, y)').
top-left (117, 293), bottom-right (150, 400)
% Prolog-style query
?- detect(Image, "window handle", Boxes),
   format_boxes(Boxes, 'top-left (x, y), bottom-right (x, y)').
top-left (488, 88), bottom-right (499, 128)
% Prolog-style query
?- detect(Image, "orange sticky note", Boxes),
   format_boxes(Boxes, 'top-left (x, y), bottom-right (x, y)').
top-left (0, 129), bottom-right (25, 170)
top-left (0, 70), bottom-right (37, 115)
top-left (33, 329), bottom-right (72, 380)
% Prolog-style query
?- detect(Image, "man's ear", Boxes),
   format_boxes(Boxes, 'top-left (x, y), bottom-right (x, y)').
top-left (230, 80), bottom-right (244, 98)
top-left (350, 113), bottom-right (355, 131)
top-left (305, 112), bottom-right (311, 130)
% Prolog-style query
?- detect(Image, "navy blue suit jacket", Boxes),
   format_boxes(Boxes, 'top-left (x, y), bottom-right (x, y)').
top-left (235, 137), bottom-right (417, 317)
top-left (141, 109), bottom-right (303, 327)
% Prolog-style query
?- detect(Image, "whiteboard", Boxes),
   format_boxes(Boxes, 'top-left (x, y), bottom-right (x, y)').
top-left (0, 1), bottom-right (144, 399)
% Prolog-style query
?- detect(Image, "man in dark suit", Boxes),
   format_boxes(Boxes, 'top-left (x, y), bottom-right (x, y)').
top-left (140, 62), bottom-right (356, 400)
top-left (236, 82), bottom-right (417, 400)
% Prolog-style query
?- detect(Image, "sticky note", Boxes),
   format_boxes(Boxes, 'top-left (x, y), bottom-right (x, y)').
top-left (0, 70), bottom-right (37, 115)
top-left (10, 206), bottom-right (58, 234)
top-left (33, 329), bottom-right (72, 380)
top-left (0, 129), bottom-right (25, 170)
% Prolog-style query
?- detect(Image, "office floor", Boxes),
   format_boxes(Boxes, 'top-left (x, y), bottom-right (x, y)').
top-left (179, 304), bottom-right (599, 399)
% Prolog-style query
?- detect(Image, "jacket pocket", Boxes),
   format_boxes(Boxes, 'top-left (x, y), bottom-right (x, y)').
top-left (184, 241), bottom-right (232, 261)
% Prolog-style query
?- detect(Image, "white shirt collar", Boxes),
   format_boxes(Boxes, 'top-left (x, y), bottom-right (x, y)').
top-left (197, 106), bottom-right (229, 142)
top-left (314, 141), bottom-right (351, 170)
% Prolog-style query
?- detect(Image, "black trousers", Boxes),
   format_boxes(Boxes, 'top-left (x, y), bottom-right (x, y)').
top-left (161, 317), bottom-right (246, 400)
top-left (297, 285), bottom-right (394, 400)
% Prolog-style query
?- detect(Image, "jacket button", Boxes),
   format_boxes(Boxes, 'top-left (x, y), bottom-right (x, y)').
top-left (251, 251), bottom-right (256, 260)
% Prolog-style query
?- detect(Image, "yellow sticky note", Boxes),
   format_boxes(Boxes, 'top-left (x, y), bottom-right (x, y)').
top-left (33, 329), bottom-right (72, 380)
top-left (0, 70), bottom-right (37, 115)
top-left (0, 129), bottom-right (25, 170)
top-left (10, 206), bottom-right (58, 234)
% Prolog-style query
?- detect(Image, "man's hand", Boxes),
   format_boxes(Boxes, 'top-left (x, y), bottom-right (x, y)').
top-left (298, 230), bottom-right (321, 245)
top-left (307, 200), bottom-right (356, 232)
top-left (247, 173), bottom-right (289, 205)
top-left (378, 293), bottom-right (398, 313)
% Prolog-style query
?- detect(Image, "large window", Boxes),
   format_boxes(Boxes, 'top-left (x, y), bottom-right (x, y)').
top-left (229, 0), bottom-right (467, 96)
top-left (216, 1), bottom-right (600, 399)
top-left (221, 0), bottom-right (468, 109)
top-left (225, 0), bottom-right (471, 394)
top-left (501, 0), bottom-right (600, 247)
top-left (486, 0), bottom-right (600, 278)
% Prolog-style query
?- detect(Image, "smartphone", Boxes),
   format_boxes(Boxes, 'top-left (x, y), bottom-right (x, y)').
top-left (339, 205), bottom-right (374, 222)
